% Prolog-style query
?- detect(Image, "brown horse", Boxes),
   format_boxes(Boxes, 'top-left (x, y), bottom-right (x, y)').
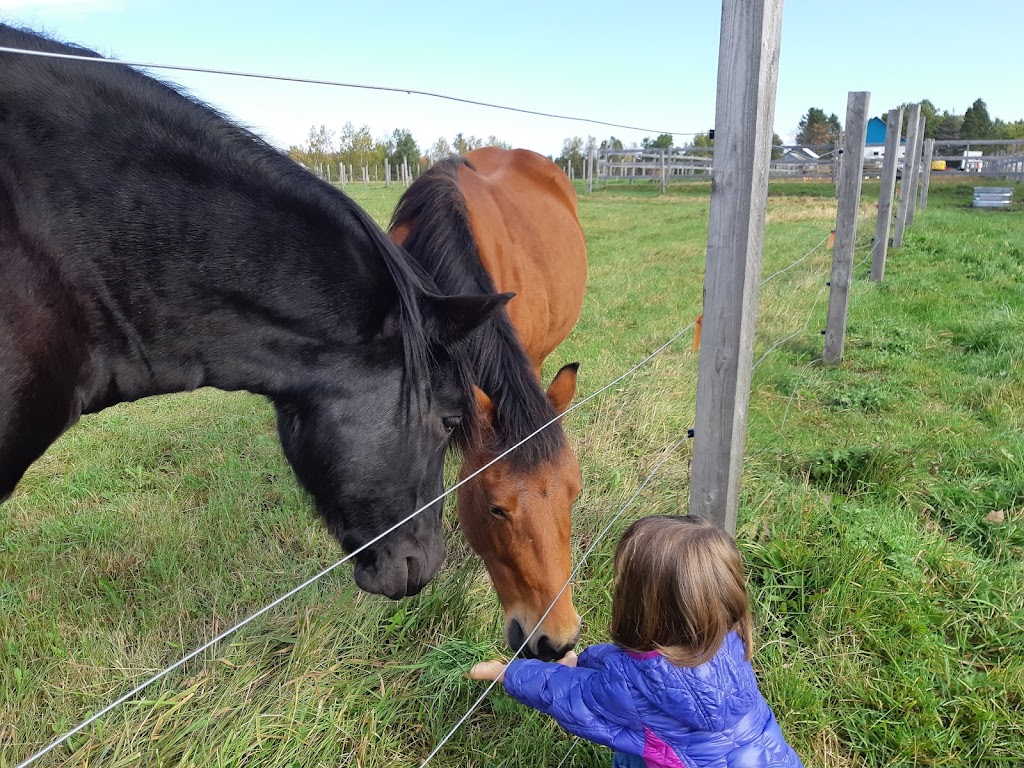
top-left (391, 147), bottom-right (587, 661)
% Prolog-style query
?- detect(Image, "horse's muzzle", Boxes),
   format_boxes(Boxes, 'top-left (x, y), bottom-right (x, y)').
top-left (508, 617), bottom-right (579, 662)
top-left (352, 537), bottom-right (444, 599)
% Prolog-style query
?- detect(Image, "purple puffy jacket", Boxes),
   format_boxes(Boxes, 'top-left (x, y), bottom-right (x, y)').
top-left (503, 632), bottom-right (802, 768)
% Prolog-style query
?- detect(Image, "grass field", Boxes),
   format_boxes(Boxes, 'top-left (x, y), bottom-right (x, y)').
top-left (1, 177), bottom-right (1022, 767)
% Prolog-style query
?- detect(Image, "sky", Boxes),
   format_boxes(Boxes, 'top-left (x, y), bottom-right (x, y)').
top-left (1, 0), bottom-right (1022, 157)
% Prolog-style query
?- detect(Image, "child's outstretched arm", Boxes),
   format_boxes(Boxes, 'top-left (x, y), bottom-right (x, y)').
top-left (469, 651), bottom-right (576, 684)
top-left (475, 655), bottom-right (644, 756)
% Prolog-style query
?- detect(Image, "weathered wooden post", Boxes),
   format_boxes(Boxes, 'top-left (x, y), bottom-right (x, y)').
top-left (906, 112), bottom-right (926, 227)
top-left (823, 91), bottom-right (871, 365)
top-left (832, 131), bottom-right (844, 196)
top-left (660, 147), bottom-right (668, 193)
top-left (892, 103), bottom-right (921, 248)
top-left (689, 0), bottom-right (784, 533)
top-left (385, 158), bottom-right (391, 188)
top-left (588, 148), bottom-right (595, 194)
top-left (871, 106), bottom-right (903, 282)
top-left (919, 138), bottom-right (935, 210)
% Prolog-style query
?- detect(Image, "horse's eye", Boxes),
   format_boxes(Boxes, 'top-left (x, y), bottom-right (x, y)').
top-left (490, 505), bottom-right (509, 520)
top-left (442, 415), bottom-right (462, 432)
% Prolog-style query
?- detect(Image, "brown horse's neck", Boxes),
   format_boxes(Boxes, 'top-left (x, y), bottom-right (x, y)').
top-left (390, 157), bottom-right (566, 469)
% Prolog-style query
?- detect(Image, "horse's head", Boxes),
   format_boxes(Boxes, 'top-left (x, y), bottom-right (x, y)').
top-left (275, 293), bottom-right (510, 600)
top-left (457, 363), bottom-right (583, 661)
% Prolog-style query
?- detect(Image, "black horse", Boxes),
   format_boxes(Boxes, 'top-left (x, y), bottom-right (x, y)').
top-left (0, 26), bottom-right (509, 599)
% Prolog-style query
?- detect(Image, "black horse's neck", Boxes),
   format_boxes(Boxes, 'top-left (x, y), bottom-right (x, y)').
top-left (391, 157), bottom-right (566, 469)
top-left (0, 25), bottom-right (430, 411)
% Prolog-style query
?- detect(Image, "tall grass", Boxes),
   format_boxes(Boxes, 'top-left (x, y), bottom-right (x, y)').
top-left (1, 178), bottom-right (1021, 767)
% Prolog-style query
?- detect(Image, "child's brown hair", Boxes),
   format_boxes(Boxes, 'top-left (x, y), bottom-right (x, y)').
top-left (610, 515), bottom-right (753, 667)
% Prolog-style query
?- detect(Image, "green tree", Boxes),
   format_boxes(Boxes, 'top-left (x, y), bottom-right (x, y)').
top-left (483, 135), bottom-right (511, 149)
top-left (684, 130), bottom-right (780, 159)
top-left (961, 98), bottom-right (993, 138)
top-left (642, 133), bottom-right (674, 149)
top-left (453, 133), bottom-right (483, 155)
top-left (557, 136), bottom-right (586, 177)
top-left (304, 124), bottom-right (336, 173)
top-left (389, 129), bottom-right (420, 169)
top-left (429, 136), bottom-right (452, 162)
top-left (994, 119), bottom-right (1024, 140)
top-left (920, 100), bottom-right (938, 138)
top-left (796, 108), bottom-right (841, 145)
top-left (934, 111), bottom-right (963, 141)
top-left (897, 100), bottom-right (940, 138)
top-left (339, 122), bottom-right (377, 170)
top-left (600, 136), bottom-right (624, 151)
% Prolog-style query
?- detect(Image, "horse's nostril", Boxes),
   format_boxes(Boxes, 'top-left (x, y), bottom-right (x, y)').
top-left (405, 556), bottom-right (427, 597)
top-left (507, 619), bottom-right (527, 656)
top-left (535, 634), bottom-right (575, 662)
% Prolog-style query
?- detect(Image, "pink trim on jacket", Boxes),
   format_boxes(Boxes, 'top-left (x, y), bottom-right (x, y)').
top-left (643, 726), bottom-right (687, 768)
top-left (626, 650), bottom-right (661, 660)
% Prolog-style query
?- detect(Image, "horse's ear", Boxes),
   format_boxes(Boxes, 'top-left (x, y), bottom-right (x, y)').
top-left (422, 292), bottom-right (515, 345)
top-left (474, 385), bottom-right (497, 426)
top-left (547, 363), bottom-right (580, 415)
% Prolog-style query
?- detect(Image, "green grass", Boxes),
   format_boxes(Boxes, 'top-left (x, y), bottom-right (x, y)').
top-left (1, 177), bottom-right (1022, 767)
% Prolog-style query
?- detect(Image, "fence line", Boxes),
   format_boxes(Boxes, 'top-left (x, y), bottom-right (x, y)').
top-left (760, 233), bottom-right (832, 287)
top-left (418, 433), bottom-right (693, 768)
top-left (16, 223), bottom-right (833, 765)
top-left (5, 32), bottom-right (958, 764)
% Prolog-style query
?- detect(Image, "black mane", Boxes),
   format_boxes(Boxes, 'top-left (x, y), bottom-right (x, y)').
top-left (391, 156), bottom-right (566, 468)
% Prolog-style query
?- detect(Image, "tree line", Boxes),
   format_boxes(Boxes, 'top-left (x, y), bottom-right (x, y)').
top-left (795, 98), bottom-right (1024, 145)
top-left (288, 124), bottom-right (787, 181)
top-left (287, 123), bottom-right (512, 177)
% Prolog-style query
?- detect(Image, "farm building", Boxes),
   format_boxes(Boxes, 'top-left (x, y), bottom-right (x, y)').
top-left (864, 115), bottom-right (906, 159)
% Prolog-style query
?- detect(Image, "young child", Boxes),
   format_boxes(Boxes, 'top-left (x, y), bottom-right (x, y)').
top-left (470, 515), bottom-right (803, 768)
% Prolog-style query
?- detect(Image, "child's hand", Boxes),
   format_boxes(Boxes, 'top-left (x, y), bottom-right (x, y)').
top-left (470, 650), bottom-right (578, 683)
top-left (469, 659), bottom-right (507, 682)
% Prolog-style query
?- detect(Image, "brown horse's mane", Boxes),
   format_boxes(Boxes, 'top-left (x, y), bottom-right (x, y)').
top-left (390, 156), bottom-right (567, 469)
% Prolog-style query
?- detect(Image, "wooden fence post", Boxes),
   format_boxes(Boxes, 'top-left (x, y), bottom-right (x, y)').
top-left (823, 91), bottom-right (871, 365)
top-left (892, 103), bottom-right (922, 248)
top-left (919, 138), bottom-right (935, 210)
top-left (832, 132), bottom-right (844, 194)
top-left (385, 159), bottom-right (391, 188)
top-left (871, 106), bottom-right (903, 282)
top-left (689, 0), bottom-right (784, 534)
top-left (906, 112), bottom-right (926, 227)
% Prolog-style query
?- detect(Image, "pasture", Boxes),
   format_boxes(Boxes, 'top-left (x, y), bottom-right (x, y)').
top-left (2, 178), bottom-right (1022, 767)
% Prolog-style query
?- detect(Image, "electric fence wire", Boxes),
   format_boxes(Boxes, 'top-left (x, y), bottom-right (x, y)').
top-left (15, 316), bottom-right (699, 768)
top-left (417, 433), bottom-right (692, 768)
top-left (0, 45), bottom-right (700, 139)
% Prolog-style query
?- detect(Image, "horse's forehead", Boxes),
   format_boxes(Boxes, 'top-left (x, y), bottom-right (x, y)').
top-left (481, 450), bottom-right (578, 501)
